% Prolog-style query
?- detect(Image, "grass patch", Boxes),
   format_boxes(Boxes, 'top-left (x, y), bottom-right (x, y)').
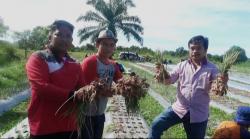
top-left (0, 99), bottom-right (29, 136)
top-left (0, 61), bottom-right (28, 99)
top-left (139, 94), bottom-right (186, 138)
top-left (207, 107), bottom-right (234, 136)
top-left (69, 50), bottom-right (96, 62)
top-left (232, 60), bottom-right (250, 74)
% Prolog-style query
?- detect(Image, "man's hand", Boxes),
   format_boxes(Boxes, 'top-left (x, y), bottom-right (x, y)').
top-left (220, 73), bottom-right (229, 84)
top-left (154, 72), bottom-right (171, 85)
top-left (74, 87), bottom-right (86, 100)
top-left (163, 79), bottom-right (172, 85)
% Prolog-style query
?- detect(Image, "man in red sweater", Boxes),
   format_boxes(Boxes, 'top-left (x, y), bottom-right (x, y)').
top-left (80, 29), bottom-right (122, 138)
top-left (26, 20), bottom-right (84, 139)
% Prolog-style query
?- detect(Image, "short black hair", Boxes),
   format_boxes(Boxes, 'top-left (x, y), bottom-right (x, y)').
top-left (50, 20), bottom-right (74, 32)
top-left (188, 35), bottom-right (209, 50)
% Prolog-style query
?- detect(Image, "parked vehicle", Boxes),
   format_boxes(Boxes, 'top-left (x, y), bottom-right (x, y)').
top-left (119, 52), bottom-right (144, 62)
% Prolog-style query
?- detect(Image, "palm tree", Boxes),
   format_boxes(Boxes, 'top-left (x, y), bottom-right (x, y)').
top-left (77, 0), bottom-right (144, 45)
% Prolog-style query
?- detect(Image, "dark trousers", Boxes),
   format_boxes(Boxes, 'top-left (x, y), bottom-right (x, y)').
top-left (149, 107), bottom-right (208, 139)
top-left (30, 131), bottom-right (77, 139)
top-left (81, 114), bottom-right (105, 139)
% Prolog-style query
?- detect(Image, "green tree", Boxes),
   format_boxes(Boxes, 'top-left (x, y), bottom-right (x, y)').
top-left (77, 0), bottom-right (143, 45)
top-left (29, 26), bottom-right (49, 49)
top-left (13, 26), bottom-right (49, 58)
top-left (13, 30), bottom-right (32, 58)
top-left (82, 43), bottom-right (96, 51)
top-left (175, 47), bottom-right (188, 56)
top-left (225, 46), bottom-right (248, 63)
top-left (207, 54), bottom-right (223, 63)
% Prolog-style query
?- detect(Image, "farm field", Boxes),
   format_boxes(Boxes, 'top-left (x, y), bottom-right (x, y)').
top-left (0, 47), bottom-right (249, 138)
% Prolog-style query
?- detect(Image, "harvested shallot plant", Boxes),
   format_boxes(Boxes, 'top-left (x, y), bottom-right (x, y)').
top-left (55, 78), bottom-right (110, 138)
top-left (211, 50), bottom-right (240, 96)
top-left (114, 73), bottom-right (150, 114)
top-left (154, 51), bottom-right (170, 83)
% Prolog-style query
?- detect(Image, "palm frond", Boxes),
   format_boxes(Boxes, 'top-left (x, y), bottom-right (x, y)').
top-left (118, 25), bottom-right (143, 45)
top-left (77, 26), bottom-right (100, 34)
top-left (77, 11), bottom-right (106, 23)
top-left (86, 0), bottom-right (98, 5)
top-left (219, 51), bottom-right (240, 73)
top-left (94, 0), bottom-right (114, 21)
top-left (121, 30), bottom-right (131, 42)
top-left (155, 50), bottom-right (164, 63)
top-left (120, 23), bottom-right (143, 33)
top-left (119, 15), bottom-right (141, 23)
top-left (111, 0), bottom-right (129, 16)
top-left (124, 0), bottom-right (135, 7)
top-left (78, 29), bottom-right (100, 43)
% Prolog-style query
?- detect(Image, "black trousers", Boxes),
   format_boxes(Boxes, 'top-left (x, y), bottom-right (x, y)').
top-left (80, 114), bottom-right (105, 139)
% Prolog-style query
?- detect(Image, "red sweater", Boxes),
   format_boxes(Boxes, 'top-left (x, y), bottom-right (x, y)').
top-left (26, 50), bottom-right (85, 135)
top-left (81, 54), bottom-right (122, 84)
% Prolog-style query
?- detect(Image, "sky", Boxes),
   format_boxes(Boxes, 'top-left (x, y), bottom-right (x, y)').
top-left (0, 0), bottom-right (250, 57)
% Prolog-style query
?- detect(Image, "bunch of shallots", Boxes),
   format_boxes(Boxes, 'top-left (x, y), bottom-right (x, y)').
top-left (114, 73), bottom-right (150, 114)
top-left (56, 78), bottom-right (111, 138)
top-left (74, 78), bottom-right (112, 101)
top-left (211, 73), bottom-right (228, 96)
top-left (211, 51), bottom-right (240, 96)
top-left (154, 62), bottom-right (170, 83)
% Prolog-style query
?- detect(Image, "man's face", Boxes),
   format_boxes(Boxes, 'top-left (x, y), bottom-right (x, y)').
top-left (49, 26), bottom-right (73, 54)
top-left (188, 43), bottom-right (207, 63)
top-left (97, 38), bottom-right (116, 58)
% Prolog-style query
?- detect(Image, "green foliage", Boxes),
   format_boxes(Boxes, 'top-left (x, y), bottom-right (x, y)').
top-left (4, 47), bottom-right (20, 61)
top-left (0, 41), bottom-right (20, 65)
top-left (13, 26), bottom-right (49, 58)
top-left (77, 0), bottom-right (143, 45)
top-left (139, 94), bottom-right (164, 124)
top-left (0, 61), bottom-right (28, 99)
top-left (207, 54), bottom-right (223, 63)
top-left (226, 46), bottom-right (248, 63)
top-left (29, 26), bottom-right (49, 49)
top-left (219, 50), bottom-right (240, 74)
top-left (232, 59), bottom-right (250, 74)
top-left (68, 51), bottom-right (97, 61)
top-left (83, 43), bottom-right (96, 51)
top-left (175, 47), bottom-right (188, 56)
top-left (14, 26), bottom-right (49, 50)
top-left (155, 50), bottom-right (164, 63)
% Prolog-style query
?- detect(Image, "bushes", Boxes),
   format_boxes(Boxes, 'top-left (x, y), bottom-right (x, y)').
top-left (0, 62), bottom-right (28, 99)
top-left (0, 41), bottom-right (20, 66)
